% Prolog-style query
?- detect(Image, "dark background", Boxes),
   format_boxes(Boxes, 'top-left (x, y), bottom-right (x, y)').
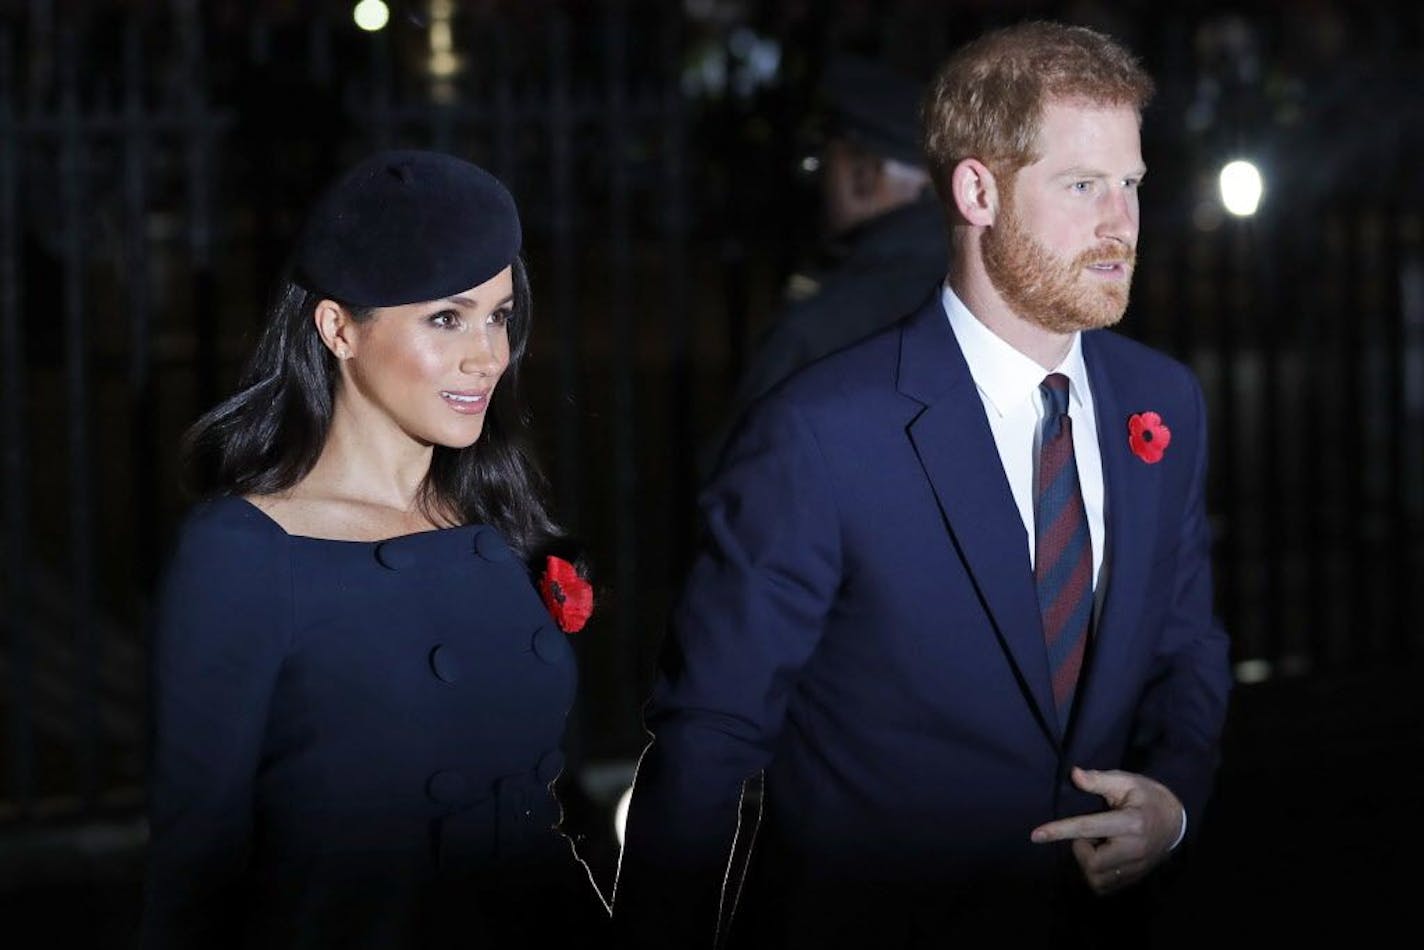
top-left (0, 0), bottom-right (1420, 946)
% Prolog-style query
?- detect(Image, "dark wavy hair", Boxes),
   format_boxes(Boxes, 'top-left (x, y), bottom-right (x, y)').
top-left (182, 256), bottom-right (572, 566)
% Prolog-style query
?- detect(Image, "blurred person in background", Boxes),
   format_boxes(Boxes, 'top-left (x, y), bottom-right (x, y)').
top-left (701, 53), bottom-right (947, 478)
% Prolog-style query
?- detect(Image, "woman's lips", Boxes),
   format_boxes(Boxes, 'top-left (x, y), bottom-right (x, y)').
top-left (439, 390), bottom-right (490, 414)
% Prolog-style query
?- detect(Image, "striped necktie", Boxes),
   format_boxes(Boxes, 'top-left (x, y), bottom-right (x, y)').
top-left (1034, 373), bottom-right (1093, 726)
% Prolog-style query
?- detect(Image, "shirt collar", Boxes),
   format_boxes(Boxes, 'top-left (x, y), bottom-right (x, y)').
top-left (941, 283), bottom-right (1090, 418)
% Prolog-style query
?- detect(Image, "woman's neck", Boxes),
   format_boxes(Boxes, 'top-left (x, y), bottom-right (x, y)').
top-left (302, 401), bottom-right (436, 515)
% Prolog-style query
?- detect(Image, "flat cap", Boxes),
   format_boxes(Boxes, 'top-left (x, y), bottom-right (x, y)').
top-left (294, 149), bottom-right (521, 307)
top-left (821, 54), bottom-right (927, 167)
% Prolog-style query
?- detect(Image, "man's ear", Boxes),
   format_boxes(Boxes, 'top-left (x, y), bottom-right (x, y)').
top-left (314, 299), bottom-right (357, 361)
top-left (948, 158), bottom-right (1001, 227)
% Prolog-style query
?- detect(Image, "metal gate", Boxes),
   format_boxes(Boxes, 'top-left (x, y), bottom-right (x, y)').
top-left (1, 0), bottom-right (1421, 829)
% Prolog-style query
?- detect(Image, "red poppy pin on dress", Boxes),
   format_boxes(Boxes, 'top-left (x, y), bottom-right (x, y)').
top-left (1128, 412), bottom-right (1171, 464)
top-left (539, 556), bottom-right (593, 633)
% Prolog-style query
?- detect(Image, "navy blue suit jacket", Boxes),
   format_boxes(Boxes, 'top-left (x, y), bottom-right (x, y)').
top-left (615, 294), bottom-right (1232, 947)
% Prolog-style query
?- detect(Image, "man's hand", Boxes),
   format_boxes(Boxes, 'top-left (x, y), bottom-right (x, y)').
top-left (1029, 766), bottom-right (1183, 895)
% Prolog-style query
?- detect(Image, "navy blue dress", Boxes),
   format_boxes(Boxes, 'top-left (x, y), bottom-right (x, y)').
top-left (141, 497), bottom-right (605, 948)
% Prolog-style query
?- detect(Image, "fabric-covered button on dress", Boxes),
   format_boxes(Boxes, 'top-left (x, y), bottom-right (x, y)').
top-left (143, 497), bottom-right (600, 948)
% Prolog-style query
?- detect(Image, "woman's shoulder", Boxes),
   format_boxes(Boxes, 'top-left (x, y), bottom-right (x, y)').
top-left (156, 497), bottom-right (294, 659)
top-left (165, 496), bottom-right (289, 579)
top-left (177, 495), bottom-right (288, 543)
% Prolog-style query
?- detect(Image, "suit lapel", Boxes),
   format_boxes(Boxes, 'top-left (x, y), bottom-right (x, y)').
top-left (1071, 333), bottom-right (1163, 746)
top-left (897, 298), bottom-right (1061, 744)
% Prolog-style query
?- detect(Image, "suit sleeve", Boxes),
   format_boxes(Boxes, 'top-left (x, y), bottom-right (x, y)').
top-left (1129, 374), bottom-right (1233, 835)
top-left (140, 504), bottom-right (290, 949)
top-left (614, 397), bottom-right (843, 949)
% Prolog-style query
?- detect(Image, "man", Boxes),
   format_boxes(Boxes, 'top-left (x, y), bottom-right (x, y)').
top-left (616, 21), bottom-right (1232, 948)
top-left (703, 54), bottom-right (947, 479)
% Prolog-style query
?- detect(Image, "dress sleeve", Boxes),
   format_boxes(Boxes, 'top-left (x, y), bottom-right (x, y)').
top-left (140, 500), bottom-right (291, 949)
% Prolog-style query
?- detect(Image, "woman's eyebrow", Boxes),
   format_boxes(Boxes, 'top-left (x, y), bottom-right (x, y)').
top-left (444, 293), bottom-right (515, 309)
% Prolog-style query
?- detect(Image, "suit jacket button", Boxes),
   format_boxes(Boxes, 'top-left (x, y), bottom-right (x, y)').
top-left (429, 644), bottom-right (460, 684)
top-left (426, 770), bottom-right (471, 806)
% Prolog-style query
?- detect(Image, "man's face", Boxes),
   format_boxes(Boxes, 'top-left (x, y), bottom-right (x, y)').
top-left (981, 100), bottom-right (1144, 334)
top-left (819, 136), bottom-right (869, 236)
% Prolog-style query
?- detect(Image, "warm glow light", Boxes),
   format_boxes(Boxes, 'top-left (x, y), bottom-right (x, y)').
top-left (427, 0), bottom-right (460, 81)
top-left (353, 0), bottom-right (390, 32)
top-left (1218, 160), bottom-right (1264, 217)
top-left (614, 784), bottom-right (633, 847)
top-left (1234, 658), bottom-right (1272, 684)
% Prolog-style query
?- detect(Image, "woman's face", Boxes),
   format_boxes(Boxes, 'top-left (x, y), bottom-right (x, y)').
top-left (337, 266), bottom-right (514, 449)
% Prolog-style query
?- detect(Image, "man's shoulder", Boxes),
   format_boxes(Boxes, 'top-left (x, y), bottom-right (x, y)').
top-left (765, 314), bottom-right (908, 408)
top-left (1085, 329), bottom-right (1209, 452)
top-left (721, 316), bottom-right (916, 458)
top-left (1086, 328), bottom-right (1200, 392)
top-left (710, 318), bottom-right (923, 482)
top-left (770, 272), bottom-right (942, 363)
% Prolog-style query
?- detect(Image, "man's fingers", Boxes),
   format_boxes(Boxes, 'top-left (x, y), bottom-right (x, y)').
top-left (1073, 837), bottom-right (1151, 894)
top-left (1032, 769), bottom-right (1184, 893)
top-left (1070, 766), bottom-right (1138, 803)
top-left (1030, 807), bottom-right (1143, 844)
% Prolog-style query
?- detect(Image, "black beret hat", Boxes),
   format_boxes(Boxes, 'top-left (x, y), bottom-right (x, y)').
top-left (820, 54), bottom-right (927, 168)
top-left (293, 149), bottom-right (521, 308)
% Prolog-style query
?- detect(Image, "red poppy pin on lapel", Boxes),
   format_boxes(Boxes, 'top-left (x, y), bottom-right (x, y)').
top-left (1127, 412), bottom-right (1171, 464)
top-left (539, 555), bottom-right (594, 633)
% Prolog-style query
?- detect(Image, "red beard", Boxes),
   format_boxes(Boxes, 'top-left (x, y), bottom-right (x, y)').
top-left (982, 197), bottom-right (1136, 334)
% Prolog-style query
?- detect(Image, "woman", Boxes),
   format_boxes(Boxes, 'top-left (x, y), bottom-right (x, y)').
top-left (142, 150), bottom-right (605, 948)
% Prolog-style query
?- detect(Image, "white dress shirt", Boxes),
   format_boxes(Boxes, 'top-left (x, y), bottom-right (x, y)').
top-left (941, 285), bottom-right (1105, 588)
